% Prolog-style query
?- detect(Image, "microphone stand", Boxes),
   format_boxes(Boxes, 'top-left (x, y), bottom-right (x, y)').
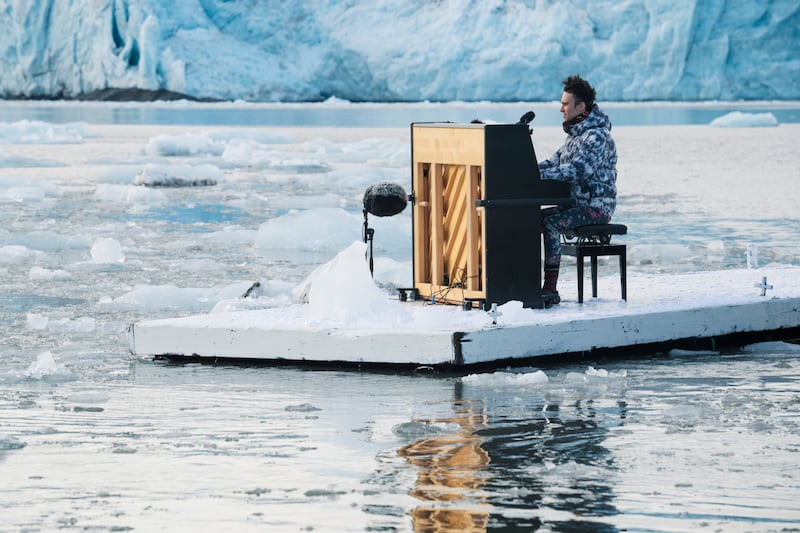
top-left (362, 208), bottom-right (375, 277)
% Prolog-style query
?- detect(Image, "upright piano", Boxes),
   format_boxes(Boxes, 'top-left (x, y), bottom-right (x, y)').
top-left (410, 122), bottom-right (571, 309)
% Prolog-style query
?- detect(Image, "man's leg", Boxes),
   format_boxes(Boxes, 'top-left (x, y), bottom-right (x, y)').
top-left (541, 207), bottom-right (561, 293)
top-left (542, 206), bottom-right (608, 294)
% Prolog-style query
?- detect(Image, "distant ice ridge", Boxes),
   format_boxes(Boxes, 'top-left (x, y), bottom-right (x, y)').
top-left (0, 1), bottom-right (798, 102)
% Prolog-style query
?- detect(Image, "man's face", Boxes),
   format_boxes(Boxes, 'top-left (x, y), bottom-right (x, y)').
top-left (560, 92), bottom-right (586, 122)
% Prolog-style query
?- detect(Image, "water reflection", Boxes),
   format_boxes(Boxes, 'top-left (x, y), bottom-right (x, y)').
top-left (398, 382), bottom-right (627, 532)
top-left (397, 399), bottom-right (491, 532)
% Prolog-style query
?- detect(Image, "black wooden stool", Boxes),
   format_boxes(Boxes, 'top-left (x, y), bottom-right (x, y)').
top-left (561, 224), bottom-right (627, 303)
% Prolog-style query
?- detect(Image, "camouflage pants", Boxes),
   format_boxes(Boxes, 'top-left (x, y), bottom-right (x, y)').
top-left (541, 206), bottom-right (609, 267)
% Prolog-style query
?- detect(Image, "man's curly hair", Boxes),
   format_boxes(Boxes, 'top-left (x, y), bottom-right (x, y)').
top-left (563, 75), bottom-right (596, 109)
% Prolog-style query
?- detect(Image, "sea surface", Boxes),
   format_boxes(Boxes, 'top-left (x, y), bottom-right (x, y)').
top-left (3, 99), bottom-right (800, 128)
top-left (1, 102), bottom-right (799, 532)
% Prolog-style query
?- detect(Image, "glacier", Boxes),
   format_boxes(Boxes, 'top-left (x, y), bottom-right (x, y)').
top-left (0, 0), bottom-right (798, 102)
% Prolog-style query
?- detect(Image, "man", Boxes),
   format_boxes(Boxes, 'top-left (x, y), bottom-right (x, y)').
top-left (538, 75), bottom-right (617, 304)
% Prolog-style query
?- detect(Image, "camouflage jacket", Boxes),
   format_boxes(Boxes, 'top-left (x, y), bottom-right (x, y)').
top-left (538, 105), bottom-right (617, 218)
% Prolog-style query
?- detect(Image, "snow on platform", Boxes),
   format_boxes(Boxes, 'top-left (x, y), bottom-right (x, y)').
top-left (128, 244), bottom-right (800, 371)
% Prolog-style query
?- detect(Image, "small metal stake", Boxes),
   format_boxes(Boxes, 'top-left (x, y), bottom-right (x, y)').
top-left (755, 276), bottom-right (773, 296)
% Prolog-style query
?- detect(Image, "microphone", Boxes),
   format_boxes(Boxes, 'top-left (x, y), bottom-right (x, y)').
top-left (362, 182), bottom-right (408, 217)
top-left (517, 110), bottom-right (536, 125)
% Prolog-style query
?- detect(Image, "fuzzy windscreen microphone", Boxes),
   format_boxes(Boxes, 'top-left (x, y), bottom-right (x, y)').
top-left (517, 110), bottom-right (536, 125)
top-left (362, 182), bottom-right (408, 217)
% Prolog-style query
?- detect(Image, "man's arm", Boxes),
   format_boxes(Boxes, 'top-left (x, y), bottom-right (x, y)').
top-left (538, 146), bottom-right (561, 172)
top-left (539, 130), bottom-right (607, 184)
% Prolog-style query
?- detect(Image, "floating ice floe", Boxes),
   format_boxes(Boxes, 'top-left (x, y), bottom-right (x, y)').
top-left (22, 352), bottom-right (74, 382)
top-left (133, 163), bottom-right (222, 187)
top-left (91, 237), bottom-right (125, 264)
top-left (709, 112), bottom-right (779, 128)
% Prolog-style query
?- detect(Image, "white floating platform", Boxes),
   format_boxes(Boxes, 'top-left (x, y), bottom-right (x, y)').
top-left (128, 266), bottom-right (800, 372)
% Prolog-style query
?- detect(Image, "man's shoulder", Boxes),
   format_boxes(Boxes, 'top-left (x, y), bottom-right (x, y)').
top-left (577, 123), bottom-right (611, 142)
top-left (589, 106), bottom-right (613, 129)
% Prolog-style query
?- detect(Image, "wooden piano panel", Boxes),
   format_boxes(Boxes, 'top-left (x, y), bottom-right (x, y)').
top-left (466, 165), bottom-right (482, 291)
top-left (442, 163), bottom-right (466, 287)
top-left (412, 162), bottom-right (432, 289)
top-left (412, 124), bottom-right (486, 305)
top-left (441, 164), bottom-right (483, 292)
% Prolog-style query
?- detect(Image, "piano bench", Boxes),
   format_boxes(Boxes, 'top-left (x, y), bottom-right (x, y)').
top-left (561, 224), bottom-right (627, 303)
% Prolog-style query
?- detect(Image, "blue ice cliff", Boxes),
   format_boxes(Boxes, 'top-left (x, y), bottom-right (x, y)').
top-left (0, 0), bottom-right (798, 102)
